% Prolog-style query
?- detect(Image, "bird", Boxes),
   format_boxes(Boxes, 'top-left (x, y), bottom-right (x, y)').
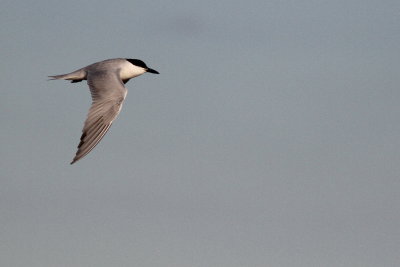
top-left (49, 58), bottom-right (159, 164)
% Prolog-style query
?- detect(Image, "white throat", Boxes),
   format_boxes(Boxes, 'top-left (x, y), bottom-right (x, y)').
top-left (120, 61), bottom-right (146, 80)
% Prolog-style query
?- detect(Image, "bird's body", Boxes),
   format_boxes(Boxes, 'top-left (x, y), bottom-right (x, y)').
top-left (49, 58), bottom-right (159, 164)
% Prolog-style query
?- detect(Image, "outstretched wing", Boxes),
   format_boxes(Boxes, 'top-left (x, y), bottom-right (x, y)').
top-left (71, 70), bottom-right (127, 164)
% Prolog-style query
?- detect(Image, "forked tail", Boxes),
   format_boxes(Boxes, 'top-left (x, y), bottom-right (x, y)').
top-left (48, 68), bottom-right (86, 83)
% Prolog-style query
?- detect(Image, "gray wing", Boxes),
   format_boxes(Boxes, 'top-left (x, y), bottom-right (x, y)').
top-left (71, 70), bottom-right (127, 164)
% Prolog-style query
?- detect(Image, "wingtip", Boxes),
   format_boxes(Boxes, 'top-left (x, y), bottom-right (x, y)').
top-left (71, 155), bottom-right (81, 164)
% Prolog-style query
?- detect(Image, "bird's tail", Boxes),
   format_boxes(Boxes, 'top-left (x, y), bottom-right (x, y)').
top-left (48, 68), bottom-right (86, 82)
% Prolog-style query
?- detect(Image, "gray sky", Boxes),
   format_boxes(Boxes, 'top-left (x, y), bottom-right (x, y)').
top-left (1, 0), bottom-right (400, 266)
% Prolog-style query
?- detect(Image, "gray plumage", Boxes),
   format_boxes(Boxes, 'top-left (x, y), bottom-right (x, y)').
top-left (49, 58), bottom-right (159, 164)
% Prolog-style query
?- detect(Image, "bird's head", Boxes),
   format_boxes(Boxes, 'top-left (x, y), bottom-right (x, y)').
top-left (126, 58), bottom-right (159, 74)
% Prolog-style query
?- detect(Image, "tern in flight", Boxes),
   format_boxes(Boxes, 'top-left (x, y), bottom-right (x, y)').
top-left (49, 58), bottom-right (159, 164)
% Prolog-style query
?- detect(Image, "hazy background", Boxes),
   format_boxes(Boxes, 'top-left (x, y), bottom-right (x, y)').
top-left (1, 0), bottom-right (399, 266)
